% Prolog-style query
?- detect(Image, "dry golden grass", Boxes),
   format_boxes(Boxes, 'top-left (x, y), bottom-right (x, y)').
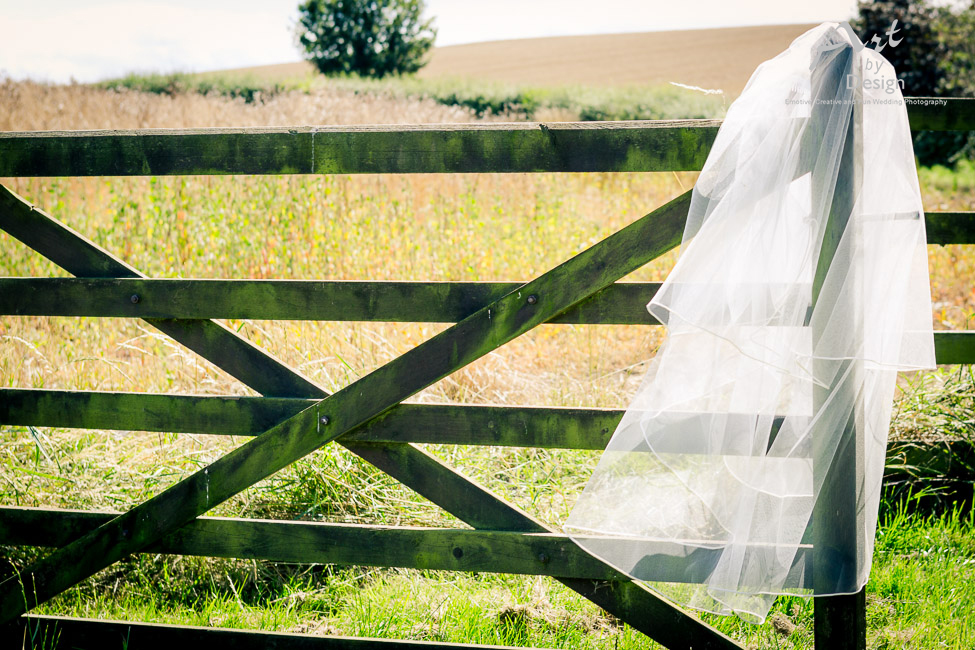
top-left (0, 80), bottom-right (684, 520)
top-left (1, 79), bottom-right (974, 650)
top-left (0, 77), bottom-right (677, 523)
top-left (1, 78), bottom-right (973, 528)
top-left (215, 24), bottom-right (818, 97)
top-left (0, 78), bottom-right (487, 131)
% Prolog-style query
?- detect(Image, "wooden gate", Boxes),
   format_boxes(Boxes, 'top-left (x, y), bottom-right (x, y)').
top-left (1, 98), bottom-right (974, 649)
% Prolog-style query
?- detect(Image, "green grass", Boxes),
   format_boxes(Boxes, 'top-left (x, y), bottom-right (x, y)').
top-left (318, 75), bottom-right (728, 120)
top-left (6, 496), bottom-right (970, 649)
top-left (95, 72), bottom-right (312, 104)
top-left (95, 70), bottom-right (728, 121)
top-left (3, 152), bottom-right (975, 648)
top-left (868, 496), bottom-right (975, 648)
top-left (918, 159), bottom-right (975, 197)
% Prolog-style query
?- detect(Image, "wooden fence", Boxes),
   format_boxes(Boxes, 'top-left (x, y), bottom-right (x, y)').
top-left (0, 96), bottom-right (974, 650)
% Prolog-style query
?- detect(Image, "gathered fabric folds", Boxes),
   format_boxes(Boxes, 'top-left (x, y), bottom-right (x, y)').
top-left (564, 23), bottom-right (935, 623)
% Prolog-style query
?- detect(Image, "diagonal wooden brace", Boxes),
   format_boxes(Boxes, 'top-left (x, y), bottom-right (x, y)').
top-left (0, 186), bottom-right (320, 397)
top-left (0, 184), bottom-right (741, 649)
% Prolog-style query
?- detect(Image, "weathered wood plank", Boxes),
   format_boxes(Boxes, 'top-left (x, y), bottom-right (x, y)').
top-left (0, 121), bottom-right (719, 176)
top-left (0, 190), bottom-right (694, 627)
top-left (8, 614), bottom-right (544, 650)
top-left (6, 390), bottom-right (975, 470)
top-left (0, 100), bottom-right (970, 178)
top-left (924, 212), bottom-right (975, 245)
top-left (814, 590), bottom-right (867, 649)
top-left (933, 331), bottom-right (975, 365)
top-left (0, 389), bottom-right (619, 449)
top-left (810, 47), bottom-right (865, 649)
top-left (0, 183), bottom-right (741, 649)
top-left (0, 278), bottom-right (661, 325)
top-left (1, 507), bottom-right (623, 580)
top-left (906, 97), bottom-right (975, 131)
top-left (0, 506), bottom-right (779, 585)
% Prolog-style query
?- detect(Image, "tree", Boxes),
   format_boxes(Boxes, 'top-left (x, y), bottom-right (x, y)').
top-left (295, 0), bottom-right (436, 78)
top-left (853, 0), bottom-right (975, 164)
top-left (927, 2), bottom-right (975, 163)
top-left (935, 2), bottom-right (975, 98)
top-left (851, 0), bottom-right (944, 96)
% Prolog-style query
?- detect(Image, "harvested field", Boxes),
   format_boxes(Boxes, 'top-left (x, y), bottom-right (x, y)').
top-left (206, 24), bottom-right (818, 97)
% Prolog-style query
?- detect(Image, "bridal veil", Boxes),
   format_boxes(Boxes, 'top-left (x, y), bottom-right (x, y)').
top-left (564, 22), bottom-right (935, 623)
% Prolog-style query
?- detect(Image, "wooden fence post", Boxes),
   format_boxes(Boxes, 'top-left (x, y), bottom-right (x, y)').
top-left (810, 43), bottom-right (867, 649)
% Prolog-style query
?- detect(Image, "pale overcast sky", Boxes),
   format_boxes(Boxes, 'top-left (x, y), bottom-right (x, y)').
top-left (0, 0), bottom-right (867, 83)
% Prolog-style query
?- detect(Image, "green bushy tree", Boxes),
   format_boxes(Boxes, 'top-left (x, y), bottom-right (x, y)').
top-left (853, 0), bottom-right (975, 164)
top-left (295, 0), bottom-right (436, 78)
top-left (930, 2), bottom-right (975, 162)
top-left (852, 0), bottom-right (944, 96)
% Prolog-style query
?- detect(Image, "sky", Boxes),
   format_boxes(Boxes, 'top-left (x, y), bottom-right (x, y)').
top-left (0, 0), bottom-right (870, 83)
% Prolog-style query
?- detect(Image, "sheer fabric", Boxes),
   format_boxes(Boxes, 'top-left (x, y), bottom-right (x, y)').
top-left (564, 22), bottom-right (934, 623)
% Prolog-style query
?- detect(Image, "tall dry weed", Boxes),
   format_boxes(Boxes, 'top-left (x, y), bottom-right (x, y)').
top-left (0, 79), bottom-right (971, 526)
top-left (0, 78), bottom-right (490, 131)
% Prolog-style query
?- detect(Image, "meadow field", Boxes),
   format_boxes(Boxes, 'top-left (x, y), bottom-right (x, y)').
top-left (2, 60), bottom-right (975, 649)
top-left (210, 24), bottom-right (817, 95)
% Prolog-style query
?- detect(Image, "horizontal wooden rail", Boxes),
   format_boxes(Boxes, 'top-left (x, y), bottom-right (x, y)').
top-left (0, 121), bottom-right (720, 176)
top-left (0, 280), bottom-right (662, 325)
top-left (3, 203), bottom-right (974, 321)
top-left (932, 331), bottom-right (975, 364)
top-left (925, 211), bottom-right (975, 245)
top-left (0, 506), bottom-right (813, 586)
top-left (0, 98), bottom-right (970, 177)
top-left (8, 614), bottom-right (547, 650)
top-left (0, 507), bottom-right (629, 583)
top-left (906, 97), bottom-right (975, 131)
top-left (4, 390), bottom-right (975, 476)
top-left (0, 507), bottom-right (626, 582)
top-left (0, 389), bottom-right (618, 449)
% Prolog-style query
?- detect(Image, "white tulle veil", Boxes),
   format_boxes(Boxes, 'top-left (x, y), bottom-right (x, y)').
top-left (564, 22), bottom-right (935, 623)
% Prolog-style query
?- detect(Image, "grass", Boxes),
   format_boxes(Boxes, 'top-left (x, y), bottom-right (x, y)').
top-left (918, 159), bottom-right (975, 198)
top-left (316, 75), bottom-right (728, 121)
top-left (0, 76), bottom-right (490, 131)
top-left (1, 79), bottom-right (974, 648)
top-left (7, 497), bottom-right (972, 649)
top-left (867, 497), bottom-right (975, 648)
top-left (892, 365), bottom-right (975, 443)
top-left (94, 70), bottom-right (728, 121)
top-left (95, 71), bottom-right (312, 104)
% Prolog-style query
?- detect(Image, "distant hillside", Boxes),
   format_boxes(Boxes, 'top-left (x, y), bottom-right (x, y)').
top-left (206, 24), bottom-right (817, 97)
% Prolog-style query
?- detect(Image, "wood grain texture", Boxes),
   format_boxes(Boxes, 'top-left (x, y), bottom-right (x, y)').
top-left (0, 506), bottom-right (814, 587)
top-left (6, 389), bottom-right (975, 470)
top-left (0, 99), bottom-right (970, 177)
top-left (0, 389), bottom-right (619, 449)
top-left (0, 192), bottom-right (726, 650)
top-left (906, 97), bottom-right (975, 131)
top-left (0, 181), bottom-right (743, 648)
top-left (0, 278), bottom-right (661, 324)
top-left (0, 121), bottom-right (719, 176)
